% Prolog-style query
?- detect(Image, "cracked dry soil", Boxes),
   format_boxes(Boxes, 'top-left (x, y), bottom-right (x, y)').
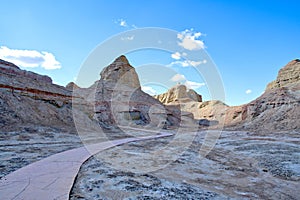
top-left (70, 130), bottom-right (300, 200)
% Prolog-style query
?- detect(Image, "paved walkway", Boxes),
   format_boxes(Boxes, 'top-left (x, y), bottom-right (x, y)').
top-left (0, 133), bottom-right (172, 200)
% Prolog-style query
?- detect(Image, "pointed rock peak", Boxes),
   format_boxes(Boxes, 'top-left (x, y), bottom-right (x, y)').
top-left (100, 55), bottom-right (140, 88)
top-left (113, 55), bottom-right (129, 64)
top-left (285, 59), bottom-right (300, 67)
top-left (172, 84), bottom-right (187, 91)
top-left (66, 82), bottom-right (80, 90)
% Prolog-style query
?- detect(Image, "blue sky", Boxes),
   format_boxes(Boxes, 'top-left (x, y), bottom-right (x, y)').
top-left (1, 0), bottom-right (299, 105)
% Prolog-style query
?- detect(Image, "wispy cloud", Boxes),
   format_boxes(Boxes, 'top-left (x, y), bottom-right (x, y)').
top-left (246, 89), bottom-right (252, 94)
top-left (114, 19), bottom-right (138, 29)
top-left (141, 85), bottom-right (157, 95)
top-left (177, 29), bottom-right (205, 50)
top-left (185, 80), bottom-right (205, 90)
top-left (171, 52), bottom-right (181, 60)
top-left (168, 59), bottom-right (207, 68)
top-left (170, 74), bottom-right (186, 82)
top-left (131, 24), bottom-right (138, 29)
top-left (0, 46), bottom-right (61, 70)
top-left (121, 35), bottom-right (135, 41)
top-left (170, 74), bottom-right (205, 90)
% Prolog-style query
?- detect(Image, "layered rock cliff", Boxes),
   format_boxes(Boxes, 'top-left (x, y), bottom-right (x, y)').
top-left (0, 56), bottom-right (184, 134)
top-left (0, 59), bottom-right (80, 131)
top-left (154, 59), bottom-right (300, 132)
top-left (266, 59), bottom-right (300, 90)
top-left (237, 59), bottom-right (300, 131)
top-left (2, 56), bottom-right (298, 133)
top-left (73, 55), bottom-right (182, 131)
top-left (154, 84), bottom-right (202, 104)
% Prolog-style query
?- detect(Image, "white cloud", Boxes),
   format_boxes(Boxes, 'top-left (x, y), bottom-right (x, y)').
top-left (246, 89), bottom-right (252, 94)
top-left (177, 29), bottom-right (205, 50)
top-left (117, 19), bottom-right (127, 27)
top-left (171, 74), bottom-right (186, 82)
top-left (185, 80), bottom-right (205, 90)
top-left (171, 52), bottom-right (181, 60)
top-left (141, 86), bottom-right (157, 96)
top-left (0, 46), bottom-right (61, 70)
top-left (121, 35), bottom-right (135, 41)
top-left (170, 74), bottom-right (205, 90)
top-left (168, 59), bottom-right (207, 68)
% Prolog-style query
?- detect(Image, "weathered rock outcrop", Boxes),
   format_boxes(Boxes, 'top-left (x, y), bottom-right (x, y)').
top-left (100, 55), bottom-right (140, 89)
top-left (154, 59), bottom-right (300, 131)
top-left (73, 56), bottom-right (182, 131)
top-left (154, 84), bottom-right (202, 104)
top-left (0, 59), bottom-right (84, 132)
top-left (233, 59), bottom-right (300, 131)
top-left (2, 56), bottom-right (298, 133)
top-left (266, 59), bottom-right (300, 90)
top-left (66, 82), bottom-right (80, 90)
top-left (154, 85), bottom-right (227, 127)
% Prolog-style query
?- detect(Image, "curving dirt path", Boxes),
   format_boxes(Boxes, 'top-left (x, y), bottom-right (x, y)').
top-left (0, 133), bottom-right (172, 200)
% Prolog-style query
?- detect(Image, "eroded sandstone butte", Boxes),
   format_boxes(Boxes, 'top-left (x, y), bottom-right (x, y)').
top-left (72, 55), bottom-right (182, 132)
top-left (154, 59), bottom-right (300, 132)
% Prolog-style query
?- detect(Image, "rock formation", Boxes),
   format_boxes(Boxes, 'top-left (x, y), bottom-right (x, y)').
top-left (154, 84), bottom-right (202, 104)
top-left (66, 82), bottom-right (80, 90)
top-left (236, 59), bottom-right (300, 131)
top-left (154, 59), bottom-right (300, 131)
top-left (0, 56), bottom-right (184, 134)
top-left (73, 55), bottom-right (182, 131)
top-left (154, 84), bottom-right (227, 127)
top-left (266, 59), bottom-right (300, 90)
top-left (0, 59), bottom-right (80, 132)
top-left (100, 55), bottom-right (140, 89)
top-left (1, 56), bottom-right (298, 133)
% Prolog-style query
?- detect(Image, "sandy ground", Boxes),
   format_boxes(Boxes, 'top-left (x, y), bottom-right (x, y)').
top-left (70, 130), bottom-right (300, 199)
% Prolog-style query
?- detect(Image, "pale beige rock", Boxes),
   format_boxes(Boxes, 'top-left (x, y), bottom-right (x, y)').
top-left (73, 56), bottom-right (182, 131)
top-left (266, 59), bottom-right (300, 90)
top-left (154, 59), bottom-right (300, 132)
top-left (154, 84), bottom-right (202, 104)
top-left (100, 55), bottom-right (140, 89)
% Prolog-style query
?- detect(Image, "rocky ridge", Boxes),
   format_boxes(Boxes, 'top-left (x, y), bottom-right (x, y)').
top-left (154, 59), bottom-right (300, 132)
top-left (237, 60), bottom-right (300, 131)
top-left (0, 56), bottom-right (186, 133)
top-left (0, 59), bottom-right (80, 132)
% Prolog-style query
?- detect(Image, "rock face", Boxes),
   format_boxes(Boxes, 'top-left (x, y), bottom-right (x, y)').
top-left (154, 84), bottom-right (202, 104)
top-left (0, 59), bottom-right (89, 132)
top-left (154, 59), bottom-right (300, 132)
top-left (154, 85), bottom-right (226, 127)
top-left (266, 59), bottom-right (300, 90)
top-left (235, 59), bottom-right (300, 131)
top-left (74, 56), bottom-right (181, 131)
top-left (2, 56), bottom-right (298, 133)
top-left (0, 56), bottom-right (182, 133)
top-left (66, 82), bottom-right (80, 90)
top-left (100, 55), bottom-right (140, 89)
